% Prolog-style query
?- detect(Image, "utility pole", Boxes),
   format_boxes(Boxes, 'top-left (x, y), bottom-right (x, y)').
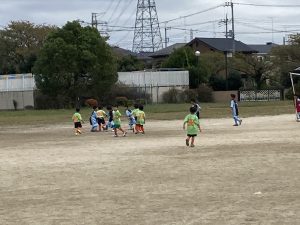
top-left (164, 23), bottom-right (170, 48)
top-left (230, 0), bottom-right (235, 53)
top-left (132, 0), bottom-right (163, 53)
top-left (190, 29), bottom-right (194, 41)
top-left (220, 14), bottom-right (229, 39)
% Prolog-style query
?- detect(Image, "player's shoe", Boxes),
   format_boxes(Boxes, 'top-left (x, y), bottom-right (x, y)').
top-left (185, 139), bottom-right (189, 146)
top-left (113, 134), bottom-right (118, 137)
top-left (123, 132), bottom-right (127, 137)
top-left (77, 130), bottom-right (82, 134)
top-left (190, 144), bottom-right (195, 147)
top-left (239, 120), bottom-right (243, 125)
top-left (233, 124), bottom-right (238, 126)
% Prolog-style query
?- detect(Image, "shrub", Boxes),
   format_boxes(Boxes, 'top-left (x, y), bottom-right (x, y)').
top-left (196, 85), bottom-right (213, 102)
top-left (181, 88), bottom-right (198, 103)
top-left (115, 96), bottom-right (128, 106)
top-left (162, 88), bottom-right (183, 103)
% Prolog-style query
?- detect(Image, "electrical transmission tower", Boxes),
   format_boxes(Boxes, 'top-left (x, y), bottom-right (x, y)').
top-left (91, 12), bottom-right (109, 38)
top-left (132, 0), bottom-right (163, 53)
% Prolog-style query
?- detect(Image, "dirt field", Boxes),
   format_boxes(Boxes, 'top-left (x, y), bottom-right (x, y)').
top-left (0, 114), bottom-right (299, 225)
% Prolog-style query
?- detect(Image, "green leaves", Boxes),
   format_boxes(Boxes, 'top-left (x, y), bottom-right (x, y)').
top-left (33, 21), bottom-right (117, 104)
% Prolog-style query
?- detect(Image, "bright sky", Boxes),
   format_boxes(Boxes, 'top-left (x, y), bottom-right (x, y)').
top-left (1, 0), bottom-right (300, 50)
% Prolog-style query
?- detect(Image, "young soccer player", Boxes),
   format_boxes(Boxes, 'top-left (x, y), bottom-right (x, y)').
top-left (90, 106), bottom-right (99, 132)
top-left (230, 94), bottom-right (242, 126)
top-left (294, 95), bottom-right (300, 121)
top-left (72, 108), bottom-right (83, 135)
top-left (97, 105), bottom-right (107, 131)
top-left (106, 105), bottom-right (114, 130)
top-left (183, 106), bottom-right (202, 147)
top-left (191, 98), bottom-right (201, 119)
top-left (113, 105), bottom-right (127, 137)
top-left (135, 105), bottom-right (145, 134)
top-left (125, 105), bottom-right (136, 131)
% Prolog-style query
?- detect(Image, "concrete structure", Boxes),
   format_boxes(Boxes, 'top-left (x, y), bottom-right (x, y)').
top-left (118, 70), bottom-right (189, 103)
top-left (0, 74), bottom-right (35, 110)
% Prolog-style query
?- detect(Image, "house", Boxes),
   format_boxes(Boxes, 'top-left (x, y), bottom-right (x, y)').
top-left (186, 37), bottom-right (257, 55)
top-left (149, 43), bottom-right (186, 65)
top-left (248, 42), bottom-right (278, 55)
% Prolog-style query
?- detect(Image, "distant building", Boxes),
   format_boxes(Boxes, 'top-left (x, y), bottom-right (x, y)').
top-left (186, 37), bottom-right (257, 55)
top-left (248, 42), bottom-right (278, 56)
top-left (149, 43), bottom-right (186, 65)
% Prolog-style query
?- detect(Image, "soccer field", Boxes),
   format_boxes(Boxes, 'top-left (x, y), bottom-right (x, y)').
top-left (0, 114), bottom-right (299, 225)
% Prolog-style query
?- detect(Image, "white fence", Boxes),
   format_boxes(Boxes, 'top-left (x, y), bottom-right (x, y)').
top-left (0, 74), bottom-right (36, 92)
top-left (118, 71), bottom-right (189, 87)
top-left (240, 90), bottom-right (282, 101)
top-left (118, 71), bottom-right (189, 103)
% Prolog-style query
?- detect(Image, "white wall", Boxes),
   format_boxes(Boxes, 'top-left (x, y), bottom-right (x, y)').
top-left (0, 74), bottom-right (35, 92)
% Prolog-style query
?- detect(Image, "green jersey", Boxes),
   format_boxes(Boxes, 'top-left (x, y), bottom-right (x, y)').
top-left (132, 108), bottom-right (139, 117)
top-left (136, 110), bottom-right (145, 125)
top-left (72, 112), bottom-right (82, 123)
top-left (113, 110), bottom-right (121, 125)
top-left (184, 114), bottom-right (199, 135)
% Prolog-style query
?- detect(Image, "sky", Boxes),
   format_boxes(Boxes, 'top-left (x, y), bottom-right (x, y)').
top-left (1, 0), bottom-right (300, 51)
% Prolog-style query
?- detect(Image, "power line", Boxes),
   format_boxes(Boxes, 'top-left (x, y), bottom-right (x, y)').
top-left (108, 0), bottom-right (123, 22)
top-left (234, 2), bottom-right (300, 7)
top-left (162, 4), bottom-right (224, 24)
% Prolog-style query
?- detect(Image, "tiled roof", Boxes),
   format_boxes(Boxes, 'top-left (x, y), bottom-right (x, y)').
top-left (149, 43), bottom-right (186, 58)
top-left (188, 37), bottom-right (257, 53)
top-left (248, 43), bottom-right (278, 54)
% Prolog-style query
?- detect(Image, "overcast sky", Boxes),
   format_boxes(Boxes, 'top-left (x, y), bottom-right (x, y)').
top-left (1, 0), bottom-right (300, 50)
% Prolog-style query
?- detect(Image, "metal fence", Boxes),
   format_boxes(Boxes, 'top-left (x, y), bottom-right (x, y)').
top-left (239, 89), bottom-right (282, 101)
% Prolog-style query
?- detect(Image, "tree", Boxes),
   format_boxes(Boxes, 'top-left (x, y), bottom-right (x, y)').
top-left (117, 55), bottom-right (144, 72)
top-left (234, 53), bottom-right (275, 89)
top-left (33, 21), bottom-right (117, 105)
top-left (0, 21), bottom-right (55, 74)
top-left (162, 47), bottom-right (210, 88)
top-left (271, 34), bottom-right (300, 88)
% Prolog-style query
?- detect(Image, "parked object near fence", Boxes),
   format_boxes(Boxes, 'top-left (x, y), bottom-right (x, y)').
top-left (118, 70), bottom-right (189, 103)
top-left (240, 90), bottom-right (282, 102)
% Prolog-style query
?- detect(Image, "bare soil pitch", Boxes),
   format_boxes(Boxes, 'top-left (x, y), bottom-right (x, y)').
top-left (0, 114), bottom-right (299, 225)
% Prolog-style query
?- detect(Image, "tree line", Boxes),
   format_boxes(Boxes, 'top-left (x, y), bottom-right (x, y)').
top-left (1, 20), bottom-right (300, 107)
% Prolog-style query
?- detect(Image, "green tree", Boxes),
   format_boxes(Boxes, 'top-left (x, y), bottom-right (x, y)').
top-left (234, 53), bottom-right (275, 89)
top-left (33, 21), bottom-right (117, 104)
top-left (117, 55), bottom-right (144, 72)
top-left (0, 21), bottom-right (55, 74)
top-left (271, 34), bottom-right (300, 88)
top-left (162, 47), bottom-right (209, 88)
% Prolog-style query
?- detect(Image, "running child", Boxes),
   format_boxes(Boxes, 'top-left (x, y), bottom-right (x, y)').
top-left (90, 106), bottom-right (99, 132)
top-left (113, 105), bottom-right (127, 137)
top-left (72, 108), bottom-right (83, 135)
top-left (183, 106), bottom-right (202, 147)
top-left (230, 94), bottom-right (242, 126)
top-left (294, 95), bottom-right (300, 121)
top-left (97, 105), bottom-right (107, 131)
top-left (125, 105), bottom-right (136, 131)
top-left (132, 103), bottom-right (139, 122)
top-left (106, 105), bottom-right (114, 130)
top-left (191, 98), bottom-right (201, 119)
top-left (135, 105), bottom-right (145, 134)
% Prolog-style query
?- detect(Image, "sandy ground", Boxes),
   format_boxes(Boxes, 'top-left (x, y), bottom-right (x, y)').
top-left (0, 114), bottom-right (299, 225)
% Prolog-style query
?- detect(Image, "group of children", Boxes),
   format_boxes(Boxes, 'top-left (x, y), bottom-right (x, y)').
top-left (72, 104), bottom-right (146, 137)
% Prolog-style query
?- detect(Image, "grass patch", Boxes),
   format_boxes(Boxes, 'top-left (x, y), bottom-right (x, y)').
top-left (0, 101), bottom-right (295, 126)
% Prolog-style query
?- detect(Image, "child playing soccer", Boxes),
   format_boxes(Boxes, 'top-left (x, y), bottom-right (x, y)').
top-left (72, 108), bottom-right (83, 135)
top-left (125, 105), bottom-right (136, 131)
top-left (135, 105), bottom-right (145, 134)
top-left (183, 106), bottom-right (202, 147)
top-left (97, 105), bottom-right (107, 131)
top-left (294, 95), bottom-right (300, 121)
top-left (106, 105), bottom-right (114, 130)
top-left (113, 105), bottom-right (127, 137)
top-left (132, 103), bottom-right (139, 122)
top-left (90, 106), bottom-right (99, 132)
top-left (230, 94), bottom-right (242, 126)
top-left (191, 98), bottom-right (201, 119)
